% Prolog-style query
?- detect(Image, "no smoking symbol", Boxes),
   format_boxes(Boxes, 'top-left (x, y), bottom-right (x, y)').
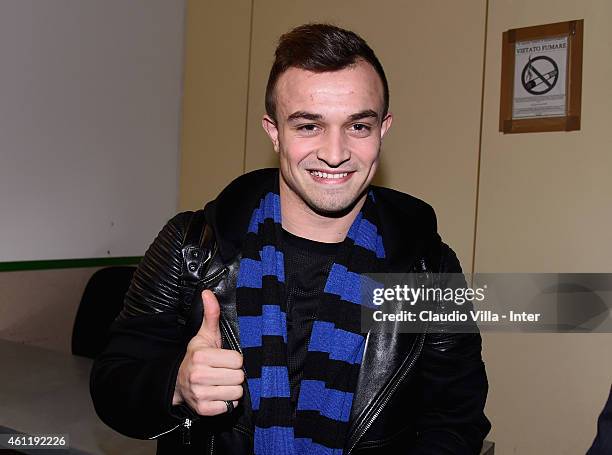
top-left (521, 55), bottom-right (559, 95)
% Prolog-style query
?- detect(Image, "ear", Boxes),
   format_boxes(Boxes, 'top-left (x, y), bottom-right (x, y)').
top-left (380, 112), bottom-right (393, 140)
top-left (262, 115), bottom-right (280, 153)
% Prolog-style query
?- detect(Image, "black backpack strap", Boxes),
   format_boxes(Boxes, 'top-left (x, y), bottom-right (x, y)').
top-left (178, 210), bottom-right (216, 326)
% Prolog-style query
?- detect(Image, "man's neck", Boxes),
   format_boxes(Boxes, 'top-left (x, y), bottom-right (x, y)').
top-left (279, 180), bottom-right (365, 244)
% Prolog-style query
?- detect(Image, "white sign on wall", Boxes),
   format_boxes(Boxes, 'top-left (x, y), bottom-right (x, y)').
top-left (512, 36), bottom-right (568, 119)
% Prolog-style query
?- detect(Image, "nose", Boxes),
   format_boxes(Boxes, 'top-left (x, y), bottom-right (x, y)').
top-left (316, 128), bottom-right (350, 168)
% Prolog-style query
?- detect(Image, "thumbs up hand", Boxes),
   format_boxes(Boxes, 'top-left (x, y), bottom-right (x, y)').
top-left (173, 290), bottom-right (244, 416)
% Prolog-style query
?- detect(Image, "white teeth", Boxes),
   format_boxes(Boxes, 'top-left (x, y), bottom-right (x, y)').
top-left (310, 171), bottom-right (348, 179)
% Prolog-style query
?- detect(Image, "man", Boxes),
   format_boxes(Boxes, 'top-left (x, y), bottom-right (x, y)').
top-left (91, 24), bottom-right (490, 454)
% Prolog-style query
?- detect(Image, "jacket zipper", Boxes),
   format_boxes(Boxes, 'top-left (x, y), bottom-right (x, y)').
top-left (179, 266), bottom-right (231, 446)
top-left (219, 314), bottom-right (255, 441)
top-left (219, 316), bottom-right (243, 354)
top-left (200, 266), bottom-right (228, 287)
top-left (346, 261), bottom-right (439, 454)
top-left (148, 422), bottom-right (182, 440)
top-left (191, 313), bottom-right (249, 454)
top-left (345, 329), bottom-right (427, 454)
top-left (182, 418), bottom-right (192, 445)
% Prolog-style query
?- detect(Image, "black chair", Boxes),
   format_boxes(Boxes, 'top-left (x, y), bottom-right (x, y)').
top-left (71, 266), bottom-right (136, 359)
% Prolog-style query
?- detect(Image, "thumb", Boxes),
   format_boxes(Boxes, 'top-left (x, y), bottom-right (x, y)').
top-left (197, 289), bottom-right (221, 346)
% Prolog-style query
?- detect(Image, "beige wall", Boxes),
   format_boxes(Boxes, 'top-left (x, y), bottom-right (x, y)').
top-left (477, 1), bottom-right (612, 453)
top-left (476, 0), bottom-right (612, 274)
top-left (178, 0), bottom-right (253, 211)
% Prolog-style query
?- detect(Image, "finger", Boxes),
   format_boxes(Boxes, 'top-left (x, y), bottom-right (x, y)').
top-left (192, 385), bottom-right (244, 402)
top-left (194, 366), bottom-right (245, 386)
top-left (193, 348), bottom-right (243, 369)
top-left (194, 400), bottom-right (240, 417)
top-left (196, 290), bottom-right (221, 347)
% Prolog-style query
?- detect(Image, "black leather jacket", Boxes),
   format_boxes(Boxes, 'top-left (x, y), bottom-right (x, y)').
top-left (91, 168), bottom-right (490, 454)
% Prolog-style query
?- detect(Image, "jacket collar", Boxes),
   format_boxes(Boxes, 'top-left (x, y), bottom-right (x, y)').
top-left (204, 168), bottom-right (278, 263)
top-left (205, 167), bottom-right (440, 270)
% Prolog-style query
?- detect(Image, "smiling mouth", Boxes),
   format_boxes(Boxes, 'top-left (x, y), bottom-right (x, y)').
top-left (309, 170), bottom-right (350, 179)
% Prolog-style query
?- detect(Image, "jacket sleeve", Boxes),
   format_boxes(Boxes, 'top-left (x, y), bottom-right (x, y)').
top-left (587, 385), bottom-right (612, 454)
top-left (409, 244), bottom-right (491, 454)
top-left (90, 212), bottom-right (197, 439)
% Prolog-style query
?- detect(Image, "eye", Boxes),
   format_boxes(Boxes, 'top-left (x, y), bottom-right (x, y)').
top-left (296, 124), bottom-right (320, 135)
top-left (349, 123), bottom-right (372, 135)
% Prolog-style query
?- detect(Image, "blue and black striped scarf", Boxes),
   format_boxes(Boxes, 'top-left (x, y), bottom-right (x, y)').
top-left (236, 188), bottom-right (385, 455)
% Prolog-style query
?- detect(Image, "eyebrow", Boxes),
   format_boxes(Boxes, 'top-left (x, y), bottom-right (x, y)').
top-left (348, 110), bottom-right (379, 122)
top-left (286, 109), bottom-right (379, 123)
top-left (287, 111), bottom-right (322, 122)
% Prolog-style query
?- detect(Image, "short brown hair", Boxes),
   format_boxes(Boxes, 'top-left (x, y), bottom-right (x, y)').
top-left (265, 23), bottom-right (389, 122)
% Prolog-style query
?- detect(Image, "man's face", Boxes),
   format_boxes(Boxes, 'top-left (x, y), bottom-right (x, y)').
top-left (262, 59), bottom-right (392, 216)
